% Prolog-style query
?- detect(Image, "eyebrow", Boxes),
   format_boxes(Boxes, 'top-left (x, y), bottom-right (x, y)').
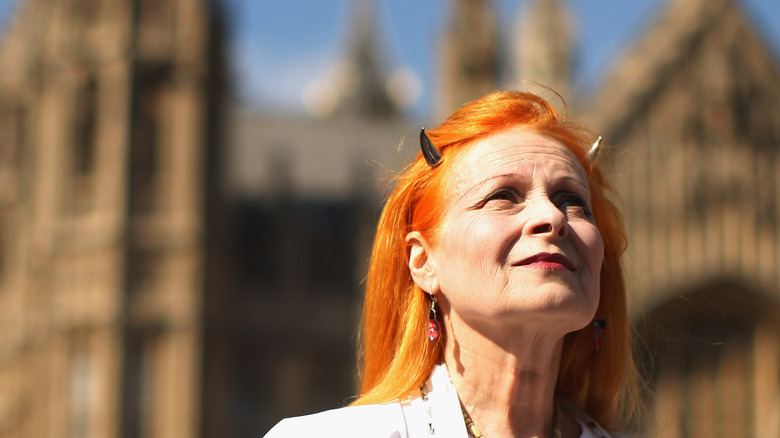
top-left (559, 175), bottom-right (589, 192)
top-left (456, 172), bottom-right (589, 200)
top-left (454, 173), bottom-right (523, 203)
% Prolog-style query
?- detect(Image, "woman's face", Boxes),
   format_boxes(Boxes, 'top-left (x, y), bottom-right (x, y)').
top-left (419, 128), bottom-right (604, 334)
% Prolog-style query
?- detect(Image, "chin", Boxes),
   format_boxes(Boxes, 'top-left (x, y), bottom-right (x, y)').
top-left (536, 293), bottom-right (598, 329)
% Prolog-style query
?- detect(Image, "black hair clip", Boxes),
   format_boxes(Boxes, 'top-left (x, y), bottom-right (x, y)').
top-left (420, 128), bottom-right (442, 167)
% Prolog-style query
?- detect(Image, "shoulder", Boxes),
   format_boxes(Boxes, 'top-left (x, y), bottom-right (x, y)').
top-left (263, 402), bottom-right (408, 438)
top-left (264, 364), bottom-right (468, 438)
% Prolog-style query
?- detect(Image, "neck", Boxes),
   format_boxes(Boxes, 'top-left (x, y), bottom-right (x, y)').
top-left (443, 314), bottom-right (566, 437)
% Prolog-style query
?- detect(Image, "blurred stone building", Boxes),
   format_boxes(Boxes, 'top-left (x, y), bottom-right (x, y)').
top-left (589, 0), bottom-right (780, 435)
top-left (0, 0), bottom-right (779, 437)
top-left (0, 0), bottom-right (225, 437)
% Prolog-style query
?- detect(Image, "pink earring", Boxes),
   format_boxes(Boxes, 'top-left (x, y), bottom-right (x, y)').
top-left (427, 295), bottom-right (440, 341)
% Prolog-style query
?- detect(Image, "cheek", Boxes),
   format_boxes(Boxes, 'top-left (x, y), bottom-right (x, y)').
top-left (435, 217), bottom-right (511, 284)
top-left (569, 223), bottom-right (604, 317)
top-left (569, 220), bottom-right (604, 269)
top-left (580, 225), bottom-right (605, 278)
top-left (441, 215), bottom-right (513, 260)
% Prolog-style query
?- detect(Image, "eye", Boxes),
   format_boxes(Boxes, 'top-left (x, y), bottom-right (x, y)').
top-left (555, 192), bottom-right (592, 217)
top-left (488, 188), bottom-right (519, 202)
top-left (478, 187), bottom-right (521, 207)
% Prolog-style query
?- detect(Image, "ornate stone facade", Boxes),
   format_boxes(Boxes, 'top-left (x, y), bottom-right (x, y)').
top-left (0, 0), bottom-right (778, 437)
top-left (588, 0), bottom-right (780, 435)
top-left (0, 0), bottom-right (223, 437)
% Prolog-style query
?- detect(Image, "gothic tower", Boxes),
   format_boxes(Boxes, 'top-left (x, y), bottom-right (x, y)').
top-left (436, 0), bottom-right (501, 119)
top-left (333, 0), bottom-right (399, 118)
top-left (511, 0), bottom-right (575, 98)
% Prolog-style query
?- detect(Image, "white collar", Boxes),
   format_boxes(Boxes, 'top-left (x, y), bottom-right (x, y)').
top-left (401, 363), bottom-right (468, 437)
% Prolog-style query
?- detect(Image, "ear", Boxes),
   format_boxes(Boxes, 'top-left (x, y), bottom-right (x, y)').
top-left (406, 231), bottom-right (440, 294)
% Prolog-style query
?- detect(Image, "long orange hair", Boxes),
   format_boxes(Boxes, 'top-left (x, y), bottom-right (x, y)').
top-left (354, 90), bottom-right (638, 428)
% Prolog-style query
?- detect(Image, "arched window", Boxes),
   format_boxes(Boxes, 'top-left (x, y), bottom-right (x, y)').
top-left (74, 78), bottom-right (97, 177)
top-left (70, 76), bottom-right (99, 212)
top-left (130, 65), bottom-right (169, 215)
top-left (130, 83), bottom-right (161, 213)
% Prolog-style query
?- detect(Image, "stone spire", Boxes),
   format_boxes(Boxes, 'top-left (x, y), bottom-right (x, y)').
top-left (333, 0), bottom-right (398, 119)
top-left (512, 0), bottom-right (575, 98)
top-left (436, 0), bottom-right (500, 119)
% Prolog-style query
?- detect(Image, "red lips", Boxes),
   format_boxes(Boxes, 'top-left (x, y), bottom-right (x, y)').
top-left (517, 252), bottom-right (575, 271)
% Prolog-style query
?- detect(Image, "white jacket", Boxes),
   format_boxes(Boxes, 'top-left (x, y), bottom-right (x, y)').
top-left (265, 364), bottom-right (618, 438)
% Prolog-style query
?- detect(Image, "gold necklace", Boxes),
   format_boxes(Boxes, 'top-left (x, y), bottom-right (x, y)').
top-left (461, 401), bottom-right (562, 438)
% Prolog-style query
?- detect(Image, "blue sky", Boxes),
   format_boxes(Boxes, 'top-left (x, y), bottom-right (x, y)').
top-left (223, 0), bottom-right (780, 118)
top-left (2, 0), bottom-right (779, 119)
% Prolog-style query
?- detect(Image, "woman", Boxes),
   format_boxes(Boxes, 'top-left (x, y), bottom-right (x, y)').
top-left (266, 90), bottom-right (639, 437)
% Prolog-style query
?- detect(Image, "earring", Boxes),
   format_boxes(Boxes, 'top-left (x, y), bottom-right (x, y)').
top-left (590, 319), bottom-right (606, 351)
top-left (427, 295), bottom-right (440, 341)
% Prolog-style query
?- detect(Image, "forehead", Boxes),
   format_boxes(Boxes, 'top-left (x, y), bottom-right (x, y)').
top-left (449, 128), bottom-right (587, 186)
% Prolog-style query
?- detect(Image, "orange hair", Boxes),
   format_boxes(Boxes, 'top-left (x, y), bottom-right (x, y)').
top-left (354, 90), bottom-right (638, 429)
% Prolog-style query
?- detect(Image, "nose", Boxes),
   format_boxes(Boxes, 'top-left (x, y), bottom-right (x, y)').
top-left (524, 198), bottom-right (568, 238)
